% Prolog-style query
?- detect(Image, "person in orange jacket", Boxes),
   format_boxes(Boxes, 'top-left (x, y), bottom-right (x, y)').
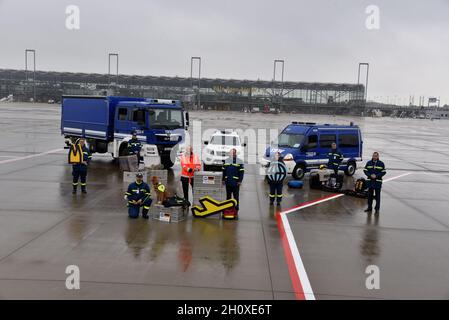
top-left (180, 145), bottom-right (201, 203)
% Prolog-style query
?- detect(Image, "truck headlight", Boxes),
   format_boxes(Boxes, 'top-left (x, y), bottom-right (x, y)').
top-left (207, 149), bottom-right (214, 155)
top-left (283, 153), bottom-right (294, 161)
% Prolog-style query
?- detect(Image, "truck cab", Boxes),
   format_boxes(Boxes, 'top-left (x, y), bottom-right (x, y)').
top-left (261, 122), bottom-right (363, 179)
top-left (61, 96), bottom-right (189, 168)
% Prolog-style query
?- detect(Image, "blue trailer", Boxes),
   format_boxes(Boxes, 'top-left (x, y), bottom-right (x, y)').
top-left (61, 95), bottom-right (189, 168)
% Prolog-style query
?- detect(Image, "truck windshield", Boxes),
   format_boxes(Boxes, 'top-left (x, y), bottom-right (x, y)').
top-left (148, 109), bottom-right (183, 129)
top-left (277, 133), bottom-right (305, 148)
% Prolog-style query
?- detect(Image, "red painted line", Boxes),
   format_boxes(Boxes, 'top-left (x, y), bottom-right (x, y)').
top-left (276, 211), bottom-right (306, 300)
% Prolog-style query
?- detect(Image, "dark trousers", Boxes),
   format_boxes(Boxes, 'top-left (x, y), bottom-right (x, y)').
top-left (72, 165), bottom-right (87, 190)
top-left (128, 198), bottom-right (152, 218)
top-left (226, 185), bottom-right (240, 210)
top-left (181, 176), bottom-right (193, 202)
top-left (269, 182), bottom-right (283, 203)
top-left (367, 187), bottom-right (381, 210)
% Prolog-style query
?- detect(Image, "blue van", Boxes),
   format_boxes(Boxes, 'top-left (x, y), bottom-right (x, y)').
top-left (261, 122), bottom-right (363, 179)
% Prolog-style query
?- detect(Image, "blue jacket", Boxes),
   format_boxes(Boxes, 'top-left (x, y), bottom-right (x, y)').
top-left (363, 159), bottom-right (386, 189)
top-left (125, 181), bottom-right (151, 203)
top-left (222, 156), bottom-right (244, 187)
top-left (266, 160), bottom-right (287, 184)
top-left (327, 148), bottom-right (343, 170)
top-left (127, 138), bottom-right (142, 155)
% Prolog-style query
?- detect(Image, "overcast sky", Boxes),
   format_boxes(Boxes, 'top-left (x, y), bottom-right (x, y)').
top-left (1, 0), bottom-right (448, 104)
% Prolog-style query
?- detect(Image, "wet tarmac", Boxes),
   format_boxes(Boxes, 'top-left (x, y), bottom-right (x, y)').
top-left (1, 103), bottom-right (449, 299)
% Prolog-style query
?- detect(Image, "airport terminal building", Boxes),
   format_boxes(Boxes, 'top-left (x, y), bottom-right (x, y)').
top-left (0, 69), bottom-right (365, 114)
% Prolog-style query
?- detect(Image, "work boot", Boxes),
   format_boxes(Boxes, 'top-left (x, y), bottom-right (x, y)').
top-left (270, 201), bottom-right (274, 206)
top-left (364, 208), bottom-right (372, 213)
top-left (81, 187), bottom-right (87, 194)
top-left (142, 209), bottom-right (149, 220)
top-left (374, 209), bottom-right (380, 215)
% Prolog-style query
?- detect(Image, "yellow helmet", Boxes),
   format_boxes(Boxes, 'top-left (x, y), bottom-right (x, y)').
top-left (319, 165), bottom-right (327, 170)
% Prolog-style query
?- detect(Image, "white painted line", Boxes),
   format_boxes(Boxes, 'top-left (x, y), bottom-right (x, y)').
top-left (279, 172), bottom-right (412, 300)
top-left (383, 172), bottom-right (412, 182)
top-left (0, 148), bottom-right (64, 165)
top-left (279, 211), bottom-right (317, 300)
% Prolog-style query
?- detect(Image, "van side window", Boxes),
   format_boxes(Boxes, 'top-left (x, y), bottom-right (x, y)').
top-left (118, 108), bottom-right (127, 121)
top-left (307, 135), bottom-right (318, 149)
top-left (319, 134), bottom-right (336, 148)
top-left (132, 109), bottom-right (146, 126)
top-left (339, 134), bottom-right (358, 148)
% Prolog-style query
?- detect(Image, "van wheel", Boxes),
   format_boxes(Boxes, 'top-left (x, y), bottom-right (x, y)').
top-left (345, 161), bottom-right (356, 176)
top-left (292, 163), bottom-right (306, 180)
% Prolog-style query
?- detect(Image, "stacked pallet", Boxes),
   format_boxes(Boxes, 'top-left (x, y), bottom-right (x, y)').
top-left (151, 204), bottom-right (188, 223)
top-left (192, 171), bottom-right (225, 206)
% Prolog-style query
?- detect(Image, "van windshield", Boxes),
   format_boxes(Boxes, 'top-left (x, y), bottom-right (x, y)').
top-left (277, 133), bottom-right (305, 148)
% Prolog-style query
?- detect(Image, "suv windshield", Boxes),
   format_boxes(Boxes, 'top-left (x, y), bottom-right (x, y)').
top-left (148, 108), bottom-right (183, 129)
top-left (210, 135), bottom-right (240, 146)
top-left (277, 133), bottom-right (305, 148)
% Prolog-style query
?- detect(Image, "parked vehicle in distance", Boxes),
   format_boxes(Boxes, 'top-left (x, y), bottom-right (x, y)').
top-left (61, 95), bottom-right (189, 168)
top-left (203, 129), bottom-right (246, 171)
top-left (260, 121), bottom-right (363, 179)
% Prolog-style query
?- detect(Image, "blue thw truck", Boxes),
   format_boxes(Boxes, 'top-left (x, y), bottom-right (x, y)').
top-left (61, 95), bottom-right (189, 168)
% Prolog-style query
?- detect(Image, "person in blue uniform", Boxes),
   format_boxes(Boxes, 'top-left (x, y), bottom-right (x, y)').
top-left (327, 142), bottom-right (343, 177)
top-left (125, 172), bottom-right (152, 219)
top-left (363, 152), bottom-right (386, 214)
top-left (127, 131), bottom-right (142, 165)
top-left (222, 148), bottom-right (244, 210)
top-left (266, 152), bottom-right (287, 205)
top-left (72, 138), bottom-right (92, 194)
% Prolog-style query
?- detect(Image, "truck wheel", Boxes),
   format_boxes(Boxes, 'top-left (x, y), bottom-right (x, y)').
top-left (292, 163), bottom-right (306, 180)
top-left (345, 161), bottom-right (356, 176)
top-left (119, 143), bottom-right (128, 157)
top-left (161, 156), bottom-right (174, 169)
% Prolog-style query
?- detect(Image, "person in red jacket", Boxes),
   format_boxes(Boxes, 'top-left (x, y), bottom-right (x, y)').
top-left (180, 145), bottom-right (201, 203)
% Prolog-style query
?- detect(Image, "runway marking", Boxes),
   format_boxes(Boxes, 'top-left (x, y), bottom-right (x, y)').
top-left (0, 148), bottom-right (63, 165)
top-left (277, 172), bottom-right (412, 300)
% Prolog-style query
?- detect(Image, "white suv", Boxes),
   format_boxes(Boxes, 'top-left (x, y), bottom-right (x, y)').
top-left (203, 130), bottom-right (246, 171)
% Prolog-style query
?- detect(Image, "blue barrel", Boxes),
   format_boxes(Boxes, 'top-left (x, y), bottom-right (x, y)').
top-left (128, 205), bottom-right (140, 218)
top-left (288, 180), bottom-right (304, 189)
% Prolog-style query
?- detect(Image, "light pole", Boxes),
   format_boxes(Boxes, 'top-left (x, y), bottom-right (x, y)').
top-left (25, 49), bottom-right (36, 102)
top-left (190, 57), bottom-right (201, 109)
top-left (357, 62), bottom-right (369, 103)
top-left (108, 53), bottom-right (119, 92)
top-left (273, 59), bottom-right (285, 111)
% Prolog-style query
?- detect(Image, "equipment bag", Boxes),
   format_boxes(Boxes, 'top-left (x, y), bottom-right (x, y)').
top-left (222, 207), bottom-right (238, 220)
top-left (288, 180), bottom-right (304, 189)
top-left (354, 178), bottom-right (367, 192)
top-left (162, 195), bottom-right (190, 208)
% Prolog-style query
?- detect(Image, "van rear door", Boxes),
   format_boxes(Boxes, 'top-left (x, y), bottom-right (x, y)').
top-left (337, 130), bottom-right (360, 162)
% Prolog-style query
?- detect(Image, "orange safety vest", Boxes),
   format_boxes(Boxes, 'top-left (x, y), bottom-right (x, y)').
top-left (180, 153), bottom-right (201, 180)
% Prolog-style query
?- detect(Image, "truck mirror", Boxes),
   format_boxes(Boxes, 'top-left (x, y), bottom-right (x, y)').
top-left (204, 141), bottom-right (209, 145)
top-left (242, 143), bottom-right (247, 147)
top-left (185, 112), bottom-right (190, 127)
